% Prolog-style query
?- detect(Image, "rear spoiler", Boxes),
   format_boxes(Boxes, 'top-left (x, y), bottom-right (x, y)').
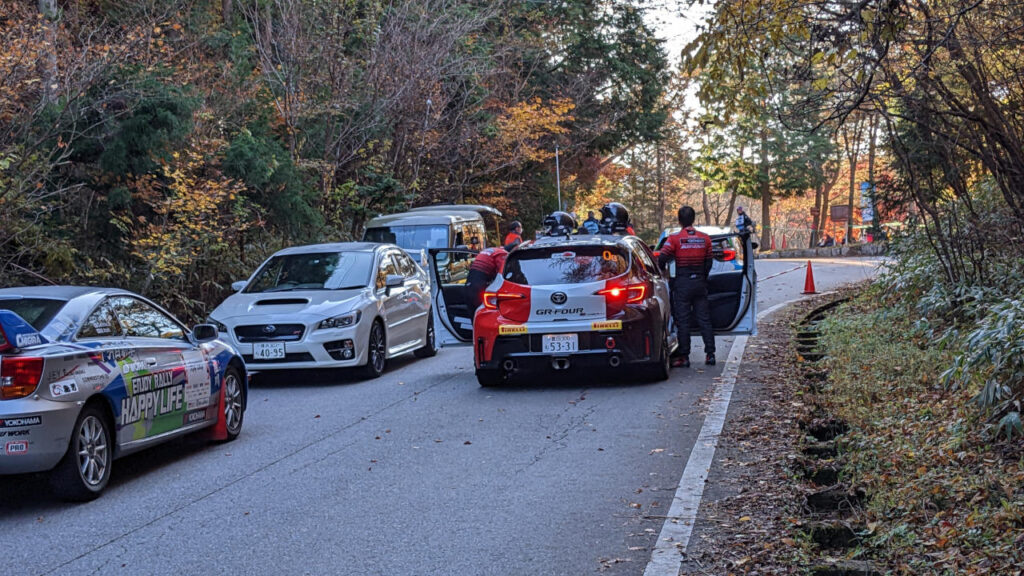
top-left (0, 310), bottom-right (48, 353)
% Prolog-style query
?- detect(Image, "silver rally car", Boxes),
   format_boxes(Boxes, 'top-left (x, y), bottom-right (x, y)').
top-left (0, 286), bottom-right (247, 501)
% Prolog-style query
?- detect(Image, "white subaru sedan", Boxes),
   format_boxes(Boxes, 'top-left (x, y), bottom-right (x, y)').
top-left (208, 243), bottom-right (436, 378)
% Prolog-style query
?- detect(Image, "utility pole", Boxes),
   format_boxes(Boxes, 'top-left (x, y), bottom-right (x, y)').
top-left (555, 143), bottom-right (562, 211)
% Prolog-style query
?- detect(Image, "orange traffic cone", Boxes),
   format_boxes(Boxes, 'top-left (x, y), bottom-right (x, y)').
top-left (802, 260), bottom-right (817, 294)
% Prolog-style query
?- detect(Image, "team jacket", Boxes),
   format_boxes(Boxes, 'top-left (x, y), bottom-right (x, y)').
top-left (658, 227), bottom-right (712, 276)
top-left (503, 232), bottom-right (523, 249)
top-left (469, 247), bottom-right (508, 278)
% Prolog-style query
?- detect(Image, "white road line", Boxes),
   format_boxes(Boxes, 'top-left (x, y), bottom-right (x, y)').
top-left (643, 299), bottom-right (791, 576)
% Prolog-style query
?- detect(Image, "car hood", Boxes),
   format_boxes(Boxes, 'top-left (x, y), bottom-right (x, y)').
top-left (211, 289), bottom-right (367, 322)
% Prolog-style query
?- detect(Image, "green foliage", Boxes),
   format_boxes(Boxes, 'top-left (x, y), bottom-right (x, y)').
top-left (222, 129), bottom-right (321, 239)
top-left (97, 68), bottom-right (198, 177)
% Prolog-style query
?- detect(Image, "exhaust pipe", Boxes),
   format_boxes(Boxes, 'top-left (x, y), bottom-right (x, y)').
top-left (502, 359), bottom-right (516, 372)
top-left (551, 358), bottom-right (570, 371)
top-left (608, 355), bottom-right (621, 368)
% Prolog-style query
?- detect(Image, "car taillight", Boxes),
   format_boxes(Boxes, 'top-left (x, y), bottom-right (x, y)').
top-left (596, 282), bottom-right (646, 318)
top-left (0, 357), bottom-right (44, 400)
top-left (596, 284), bottom-right (646, 303)
top-left (483, 291), bottom-right (526, 310)
top-left (721, 249), bottom-right (736, 262)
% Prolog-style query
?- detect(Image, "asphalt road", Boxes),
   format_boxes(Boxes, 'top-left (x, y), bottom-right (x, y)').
top-left (0, 257), bottom-right (886, 576)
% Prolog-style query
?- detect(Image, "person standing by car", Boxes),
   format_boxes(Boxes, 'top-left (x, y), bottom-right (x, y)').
top-left (504, 221), bottom-right (523, 249)
top-left (581, 210), bottom-right (601, 234)
top-left (735, 206), bottom-right (755, 234)
top-left (465, 246), bottom-right (509, 313)
top-left (659, 206), bottom-right (716, 368)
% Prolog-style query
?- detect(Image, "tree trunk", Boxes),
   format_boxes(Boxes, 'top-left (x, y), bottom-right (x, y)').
top-left (726, 187), bottom-right (738, 228)
top-left (223, 0), bottom-right (233, 24)
top-left (39, 0), bottom-right (58, 104)
top-left (758, 129), bottom-right (771, 251)
top-left (846, 154), bottom-right (857, 244)
top-left (656, 145), bottom-right (665, 232)
top-left (810, 185), bottom-right (823, 248)
top-left (701, 181), bottom-right (711, 226)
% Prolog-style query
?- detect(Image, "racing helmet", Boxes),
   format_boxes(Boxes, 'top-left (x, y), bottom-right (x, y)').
top-left (599, 202), bottom-right (630, 234)
top-left (543, 211), bottom-right (577, 236)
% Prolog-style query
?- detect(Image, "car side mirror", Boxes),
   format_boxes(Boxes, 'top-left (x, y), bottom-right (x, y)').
top-left (192, 324), bottom-right (218, 343)
top-left (385, 274), bottom-right (404, 295)
top-left (231, 280), bottom-right (247, 292)
top-left (751, 241), bottom-right (759, 250)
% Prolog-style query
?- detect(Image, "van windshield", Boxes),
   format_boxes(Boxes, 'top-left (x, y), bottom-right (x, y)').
top-left (364, 225), bottom-right (449, 250)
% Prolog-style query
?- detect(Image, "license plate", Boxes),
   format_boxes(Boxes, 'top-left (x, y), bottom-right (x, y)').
top-left (542, 334), bottom-right (578, 354)
top-left (253, 342), bottom-right (286, 359)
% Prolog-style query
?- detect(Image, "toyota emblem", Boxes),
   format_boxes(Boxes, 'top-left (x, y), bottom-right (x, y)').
top-left (262, 324), bottom-right (276, 334)
top-left (551, 292), bottom-right (568, 305)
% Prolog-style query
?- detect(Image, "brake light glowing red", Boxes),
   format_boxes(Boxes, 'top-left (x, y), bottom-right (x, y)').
top-left (0, 357), bottom-right (44, 400)
top-left (721, 249), bottom-right (736, 262)
top-left (596, 284), bottom-right (646, 303)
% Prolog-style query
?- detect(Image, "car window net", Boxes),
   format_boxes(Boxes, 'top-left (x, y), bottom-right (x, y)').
top-left (504, 247), bottom-right (628, 285)
top-left (0, 298), bottom-right (66, 330)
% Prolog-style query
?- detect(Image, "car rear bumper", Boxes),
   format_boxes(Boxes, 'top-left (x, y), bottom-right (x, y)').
top-left (0, 398), bottom-right (80, 475)
top-left (475, 310), bottom-right (663, 374)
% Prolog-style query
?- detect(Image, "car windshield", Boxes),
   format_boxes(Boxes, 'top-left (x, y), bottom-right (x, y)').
top-left (364, 225), bottom-right (450, 250)
top-left (245, 252), bottom-right (374, 293)
top-left (0, 298), bottom-right (67, 330)
top-left (503, 246), bottom-right (629, 285)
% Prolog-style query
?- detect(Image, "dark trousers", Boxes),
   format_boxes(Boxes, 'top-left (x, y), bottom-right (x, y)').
top-left (671, 274), bottom-right (715, 356)
top-left (465, 269), bottom-right (492, 313)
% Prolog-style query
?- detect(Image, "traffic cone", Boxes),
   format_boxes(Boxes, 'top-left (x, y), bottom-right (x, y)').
top-left (802, 260), bottom-right (817, 294)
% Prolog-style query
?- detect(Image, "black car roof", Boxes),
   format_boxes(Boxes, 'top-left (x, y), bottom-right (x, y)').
top-left (515, 234), bottom-right (635, 251)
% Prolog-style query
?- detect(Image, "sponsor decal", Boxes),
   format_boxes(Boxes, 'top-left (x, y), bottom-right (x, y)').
top-left (118, 369), bottom-right (185, 427)
top-left (183, 408), bottom-right (208, 425)
top-left (498, 324), bottom-right (528, 335)
top-left (591, 320), bottom-right (622, 331)
top-left (181, 350), bottom-right (213, 410)
top-left (0, 430), bottom-right (30, 437)
top-left (5, 441), bottom-right (28, 455)
top-left (15, 333), bottom-right (41, 348)
top-left (535, 308), bottom-right (585, 316)
top-left (50, 380), bottom-right (79, 397)
top-left (0, 416), bottom-right (42, 428)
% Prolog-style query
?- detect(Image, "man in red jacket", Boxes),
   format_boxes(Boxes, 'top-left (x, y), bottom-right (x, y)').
top-left (658, 206), bottom-right (715, 368)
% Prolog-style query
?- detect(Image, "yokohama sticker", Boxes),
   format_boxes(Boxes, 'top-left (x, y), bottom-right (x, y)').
top-left (0, 416), bottom-right (42, 428)
top-left (498, 325), bottom-right (528, 335)
top-left (5, 441), bottom-right (28, 455)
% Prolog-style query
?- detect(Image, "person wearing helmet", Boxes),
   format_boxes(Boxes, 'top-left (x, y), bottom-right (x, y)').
top-left (465, 246), bottom-right (510, 313)
top-left (504, 221), bottom-right (523, 249)
top-left (658, 205), bottom-right (715, 368)
top-left (599, 202), bottom-right (635, 235)
top-left (543, 211), bottom-right (577, 236)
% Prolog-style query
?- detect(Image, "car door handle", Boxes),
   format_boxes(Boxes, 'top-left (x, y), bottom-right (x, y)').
top-left (144, 357), bottom-right (158, 366)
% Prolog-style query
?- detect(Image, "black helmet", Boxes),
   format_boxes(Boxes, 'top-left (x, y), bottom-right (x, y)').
top-left (543, 211), bottom-right (577, 236)
top-left (599, 202), bottom-right (630, 233)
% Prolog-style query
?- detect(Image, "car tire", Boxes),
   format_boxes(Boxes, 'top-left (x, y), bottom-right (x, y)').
top-left (643, 334), bottom-right (671, 382)
top-left (413, 313), bottom-right (438, 359)
top-left (221, 365), bottom-right (245, 442)
top-left (50, 404), bottom-right (112, 502)
top-left (476, 368), bottom-right (504, 387)
top-left (360, 320), bottom-right (387, 379)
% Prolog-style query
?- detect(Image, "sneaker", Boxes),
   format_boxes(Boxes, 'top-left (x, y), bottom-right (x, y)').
top-left (672, 357), bottom-right (690, 368)
top-left (705, 354), bottom-right (716, 366)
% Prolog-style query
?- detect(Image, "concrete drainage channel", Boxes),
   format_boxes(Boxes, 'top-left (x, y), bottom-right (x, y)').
top-left (791, 299), bottom-right (883, 576)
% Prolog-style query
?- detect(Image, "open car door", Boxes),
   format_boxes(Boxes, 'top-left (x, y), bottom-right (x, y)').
top-left (702, 232), bottom-right (757, 334)
top-left (428, 248), bottom-right (478, 346)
